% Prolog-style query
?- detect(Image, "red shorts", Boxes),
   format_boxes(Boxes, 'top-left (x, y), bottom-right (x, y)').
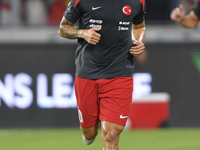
top-left (75, 76), bottom-right (133, 128)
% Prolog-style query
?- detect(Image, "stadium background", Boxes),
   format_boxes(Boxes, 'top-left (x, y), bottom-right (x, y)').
top-left (1, 1), bottom-right (200, 149)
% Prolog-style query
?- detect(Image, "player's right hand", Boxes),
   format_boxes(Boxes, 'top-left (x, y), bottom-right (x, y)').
top-left (82, 28), bottom-right (101, 45)
top-left (170, 4), bottom-right (185, 23)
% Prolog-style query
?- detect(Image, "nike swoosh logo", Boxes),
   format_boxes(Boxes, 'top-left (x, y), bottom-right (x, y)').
top-left (120, 114), bottom-right (128, 119)
top-left (92, 6), bottom-right (102, 10)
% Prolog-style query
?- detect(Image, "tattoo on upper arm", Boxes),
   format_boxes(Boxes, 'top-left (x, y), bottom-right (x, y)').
top-left (59, 18), bottom-right (81, 39)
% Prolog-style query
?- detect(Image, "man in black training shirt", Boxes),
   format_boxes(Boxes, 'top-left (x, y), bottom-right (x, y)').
top-left (171, 0), bottom-right (200, 28)
top-left (58, 0), bottom-right (146, 149)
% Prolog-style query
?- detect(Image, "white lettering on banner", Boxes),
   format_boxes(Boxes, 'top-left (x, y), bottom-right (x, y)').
top-left (37, 74), bottom-right (53, 108)
top-left (0, 73), bottom-right (33, 109)
top-left (0, 73), bottom-right (151, 109)
top-left (14, 73), bottom-right (33, 109)
top-left (53, 74), bottom-right (76, 108)
top-left (0, 74), bottom-right (14, 108)
top-left (0, 73), bottom-right (77, 109)
top-left (37, 73), bottom-right (77, 108)
top-left (133, 73), bottom-right (152, 99)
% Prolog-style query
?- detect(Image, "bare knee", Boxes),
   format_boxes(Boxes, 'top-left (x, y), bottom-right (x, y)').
top-left (102, 128), bottom-right (119, 143)
top-left (81, 124), bottom-right (99, 140)
top-left (101, 121), bottom-right (124, 149)
top-left (82, 129), bottom-right (98, 140)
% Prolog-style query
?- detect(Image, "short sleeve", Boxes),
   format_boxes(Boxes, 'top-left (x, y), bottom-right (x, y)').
top-left (132, 1), bottom-right (146, 25)
top-left (193, 0), bottom-right (200, 19)
top-left (64, 0), bottom-right (81, 23)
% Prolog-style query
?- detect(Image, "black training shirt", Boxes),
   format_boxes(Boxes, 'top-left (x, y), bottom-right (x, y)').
top-left (64, 0), bottom-right (146, 79)
top-left (193, 0), bottom-right (200, 18)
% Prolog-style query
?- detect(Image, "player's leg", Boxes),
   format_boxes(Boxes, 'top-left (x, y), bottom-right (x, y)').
top-left (80, 123), bottom-right (99, 145)
top-left (98, 77), bottom-right (133, 150)
top-left (101, 121), bottom-right (124, 150)
top-left (74, 76), bottom-right (100, 145)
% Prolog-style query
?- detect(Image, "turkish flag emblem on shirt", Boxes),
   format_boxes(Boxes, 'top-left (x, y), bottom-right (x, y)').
top-left (122, 5), bottom-right (132, 15)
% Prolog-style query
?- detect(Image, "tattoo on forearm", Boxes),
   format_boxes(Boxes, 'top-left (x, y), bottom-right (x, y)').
top-left (59, 20), bottom-right (81, 39)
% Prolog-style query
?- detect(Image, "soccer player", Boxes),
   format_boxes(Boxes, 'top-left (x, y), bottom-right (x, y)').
top-left (58, 0), bottom-right (146, 149)
top-left (170, 0), bottom-right (200, 28)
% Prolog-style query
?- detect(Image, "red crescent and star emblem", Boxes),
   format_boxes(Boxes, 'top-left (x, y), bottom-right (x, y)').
top-left (122, 5), bottom-right (132, 16)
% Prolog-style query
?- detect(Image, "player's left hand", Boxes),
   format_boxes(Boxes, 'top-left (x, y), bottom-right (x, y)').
top-left (129, 40), bottom-right (145, 57)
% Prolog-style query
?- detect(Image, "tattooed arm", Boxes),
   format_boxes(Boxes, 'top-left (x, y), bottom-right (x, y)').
top-left (58, 17), bottom-right (101, 45)
top-left (58, 17), bottom-right (81, 39)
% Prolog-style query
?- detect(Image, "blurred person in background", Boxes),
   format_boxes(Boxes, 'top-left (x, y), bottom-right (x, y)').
top-left (0, 0), bottom-right (12, 25)
top-left (171, 0), bottom-right (200, 28)
top-left (25, 0), bottom-right (47, 25)
top-left (20, 0), bottom-right (27, 25)
top-left (58, 0), bottom-right (146, 149)
top-left (19, 0), bottom-right (70, 26)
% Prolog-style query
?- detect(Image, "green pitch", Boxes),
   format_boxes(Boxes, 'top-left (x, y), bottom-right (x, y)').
top-left (0, 128), bottom-right (200, 150)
